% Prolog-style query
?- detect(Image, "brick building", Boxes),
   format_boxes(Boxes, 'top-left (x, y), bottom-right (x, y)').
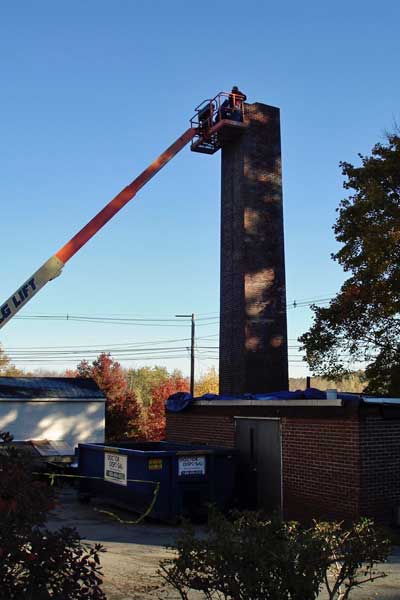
top-left (166, 394), bottom-right (400, 523)
top-left (178, 95), bottom-right (400, 523)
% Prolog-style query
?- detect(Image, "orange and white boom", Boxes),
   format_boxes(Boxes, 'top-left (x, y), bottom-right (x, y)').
top-left (0, 127), bottom-right (196, 330)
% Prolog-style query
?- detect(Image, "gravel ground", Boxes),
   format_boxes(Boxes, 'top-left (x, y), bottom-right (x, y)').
top-left (47, 488), bottom-right (182, 599)
top-left (48, 488), bottom-right (400, 599)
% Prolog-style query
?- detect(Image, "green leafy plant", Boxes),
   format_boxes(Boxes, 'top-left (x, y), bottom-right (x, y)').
top-left (159, 510), bottom-right (391, 600)
top-left (0, 431), bottom-right (106, 599)
top-left (300, 133), bottom-right (400, 394)
top-left (314, 518), bottom-right (391, 599)
top-left (159, 510), bottom-right (326, 600)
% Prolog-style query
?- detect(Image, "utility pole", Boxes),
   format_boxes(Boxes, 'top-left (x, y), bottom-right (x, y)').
top-left (175, 313), bottom-right (195, 397)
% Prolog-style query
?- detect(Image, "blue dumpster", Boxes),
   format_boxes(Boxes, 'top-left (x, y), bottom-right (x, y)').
top-left (78, 441), bottom-right (235, 521)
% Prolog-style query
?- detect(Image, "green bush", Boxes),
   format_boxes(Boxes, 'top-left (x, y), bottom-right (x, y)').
top-left (160, 510), bottom-right (326, 600)
top-left (159, 510), bottom-right (391, 600)
top-left (0, 432), bottom-right (106, 599)
top-left (313, 518), bottom-right (391, 599)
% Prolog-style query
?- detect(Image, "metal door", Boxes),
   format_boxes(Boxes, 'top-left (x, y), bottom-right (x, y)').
top-left (235, 418), bottom-right (281, 514)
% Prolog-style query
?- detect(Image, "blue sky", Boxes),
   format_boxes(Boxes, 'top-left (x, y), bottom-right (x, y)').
top-left (0, 1), bottom-right (399, 378)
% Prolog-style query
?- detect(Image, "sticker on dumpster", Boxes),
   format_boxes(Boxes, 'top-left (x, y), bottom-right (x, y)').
top-left (104, 452), bottom-right (127, 486)
top-left (178, 456), bottom-right (206, 476)
top-left (148, 458), bottom-right (163, 471)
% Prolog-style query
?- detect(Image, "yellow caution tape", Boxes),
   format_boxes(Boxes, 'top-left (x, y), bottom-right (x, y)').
top-left (34, 472), bottom-right (160, 525)
top-left (93, 482), bottom-right (160, 525)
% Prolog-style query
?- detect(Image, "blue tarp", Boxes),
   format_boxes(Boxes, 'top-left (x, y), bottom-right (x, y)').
top-left (165, 388), bottom-right (362, 412)
top-left (166, 392), bottom-right (193, 413)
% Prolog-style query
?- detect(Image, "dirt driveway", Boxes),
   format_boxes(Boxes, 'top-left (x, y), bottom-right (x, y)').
top-left (48, 489), bottom-right (400, 600)
top-left (48, 488), bottom-right (183, 599)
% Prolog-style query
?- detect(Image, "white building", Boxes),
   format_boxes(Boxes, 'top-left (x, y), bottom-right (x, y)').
top-left (0, 377), bottom-right (105, 450)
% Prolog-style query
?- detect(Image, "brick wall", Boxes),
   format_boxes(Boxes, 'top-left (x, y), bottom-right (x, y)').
top-left (282, 417), bottom-right (361, 521)
top-left (166, 413), bottom-right (235, 447)
top-left (166, 406), bottom-right (400, 523)
top-left (167, 410), bottom-right (363, 520)
top-left (360, 414), bottom-right (400, 521)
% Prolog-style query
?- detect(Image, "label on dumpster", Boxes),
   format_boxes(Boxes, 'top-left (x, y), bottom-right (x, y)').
top-left (178, 456), bottom-right (206, 476)
top-left (148, 458), bottom-right (163, 471)
top-left (104, 452), bottom-right (127, 486)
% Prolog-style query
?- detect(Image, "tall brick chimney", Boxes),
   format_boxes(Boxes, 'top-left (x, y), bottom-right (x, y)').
top-left (219, 102), bottom-right (288, 395)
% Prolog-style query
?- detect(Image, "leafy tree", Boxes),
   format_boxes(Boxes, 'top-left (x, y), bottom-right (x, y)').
top-left (0, 345), bottom-right (10, 373)
top-left (146, 376), bottom-right (189, 441)
top-left (29, 368), bottom-right (59, 377)
top-left (125, 366), bottom-right (170, 406)
top-left (0, 345), bottom-right (24, 376)
top-left (77, 354), bottom-right (127, 402)
top-left (289, 372), bottom-right (365, 393)
top-left (0, 431), bottom-right (106, 599)
top-left (194, 366), bottom-right (219, 396)
top-left (0, 364), bottom-right (24, 377)
top-left (64, 368), bottom-right (78, 377)
top-left (300, 133), bottom-right (400, 395)
top-left (76, 353), bottom-right (146, 441)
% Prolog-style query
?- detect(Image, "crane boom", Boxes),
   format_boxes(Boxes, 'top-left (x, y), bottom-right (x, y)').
top-left (0, 127), bottom-right (196, 330)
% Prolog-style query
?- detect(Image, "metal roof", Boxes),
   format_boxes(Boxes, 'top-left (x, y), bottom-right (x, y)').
top-left (362, 397), bottom-right (400, 405)
top-left (0, 377), bottom-right (105, 400)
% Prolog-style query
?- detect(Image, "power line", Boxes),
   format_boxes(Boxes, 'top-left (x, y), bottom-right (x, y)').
top-left (4, 346), bottom-right (219, 359)
top-left (8, 355), bottom-right (194, 364)
top-left (12, 315), bottom-right (219, 327)
top-left (9, 293), bottom-right (338, 327)
top-left (2, 333), bottom-right (219, 351)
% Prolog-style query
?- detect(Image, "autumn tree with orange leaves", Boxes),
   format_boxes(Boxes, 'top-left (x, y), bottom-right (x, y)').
top-left (147, 376), bottom-right (189, 441)
top-left (70, 353), bottom-right (190, 441)
top-left (75, 353), bottom-right (146, 442)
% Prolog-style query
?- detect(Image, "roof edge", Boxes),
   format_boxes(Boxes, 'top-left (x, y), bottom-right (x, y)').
top-left (194, 399), bottom-right (344, 407)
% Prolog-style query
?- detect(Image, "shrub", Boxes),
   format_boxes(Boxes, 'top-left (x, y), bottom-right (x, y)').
top-left (160, 510), bottom-right (326, 600)
top-left (0, 432), bottom-right (106, 599)
top-left (314, 518), bottom-right (391, 599)
top-left (159, 510), bottom-right (391, 600)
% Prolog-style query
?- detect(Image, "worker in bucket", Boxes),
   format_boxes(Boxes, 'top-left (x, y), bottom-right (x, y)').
top-left (219, 86), bottom-right (247, 122)
top-left (230, 85), bottom-right (247, 109)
